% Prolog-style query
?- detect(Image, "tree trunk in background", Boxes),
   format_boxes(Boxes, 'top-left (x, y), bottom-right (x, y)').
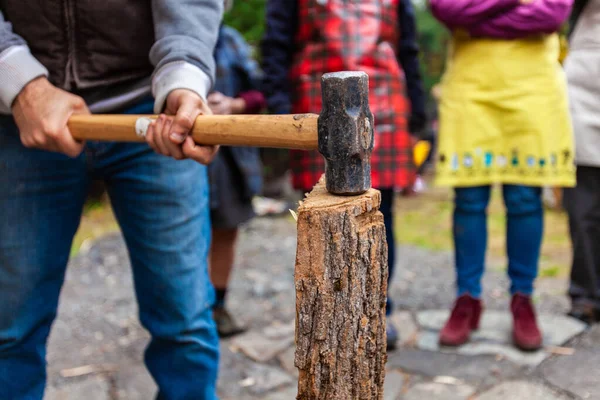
top-left (294, 178), bottom-right (388, 400)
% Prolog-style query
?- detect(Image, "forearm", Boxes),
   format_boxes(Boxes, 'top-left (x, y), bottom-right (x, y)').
top-left (0, 12), bottom-right (48, 113)
top-left (469, 0), bottom-right (573, 38)
top-left (150, 0), bottom-right (224, 113)
top-left (429, 0), bottom-right (520, 29)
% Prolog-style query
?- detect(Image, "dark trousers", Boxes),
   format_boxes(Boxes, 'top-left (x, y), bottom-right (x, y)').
top-left (380, 189), bottom-right (396, 316)
top-left (564, 166), bottom-right (600, 311)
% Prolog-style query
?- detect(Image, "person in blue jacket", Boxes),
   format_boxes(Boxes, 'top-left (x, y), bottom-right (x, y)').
top-left (208, 1), bottom-right (268, 338)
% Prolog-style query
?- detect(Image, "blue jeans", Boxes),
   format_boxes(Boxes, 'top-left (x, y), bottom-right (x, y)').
top-left (453, 185), bottom-right (543, 298)
top-left (0, 100), bottom-right (219, 400)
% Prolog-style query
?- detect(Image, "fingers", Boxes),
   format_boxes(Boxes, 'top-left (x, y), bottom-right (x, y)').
top-left (149, 114), bottom-right (171, 156)
top-left (71, 96), bottom-right (91, 115)
top-left (21, 128), bottom-right (59, 153)
top-left (145, 118), bottom-right (158, 153)
top-left (45, 95), bottom-right (87, 157)
top-left (154, 115), bottom-right (172, 156)
top-left (59, 127), bottom-right (85, 158)
top-left (24, 125), bottom-right (84, 158)
top-left (26, 122), bottom-right (84, 158)
top-left (182, 136), bottom-right (219, 165)
top-left (12, 82), bottom-right (88, 158)
top-left (170, 99), bottom-right (200, 145)
top-left (62, 97), bottom-right (89, 156)
top-left (160, 89), bottom-right (212, 162)
top-left (161, 117), bottom-right (185, 160)
top-left (145, 114), bottom-right (185, 160)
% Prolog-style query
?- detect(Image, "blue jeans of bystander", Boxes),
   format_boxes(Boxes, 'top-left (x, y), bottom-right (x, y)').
top-left (453, 185), bottom-right (543, 298)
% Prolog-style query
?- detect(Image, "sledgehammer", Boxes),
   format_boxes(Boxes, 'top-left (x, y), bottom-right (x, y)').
top-left (68, 71), bottom-right (374, 195)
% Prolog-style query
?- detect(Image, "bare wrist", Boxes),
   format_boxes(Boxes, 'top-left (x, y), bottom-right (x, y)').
top-left (15, 77), bottom-right (51, 105)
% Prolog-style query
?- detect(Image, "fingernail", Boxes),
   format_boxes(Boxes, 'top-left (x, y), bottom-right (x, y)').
top-left (170, 133), bottom-right (185, 142)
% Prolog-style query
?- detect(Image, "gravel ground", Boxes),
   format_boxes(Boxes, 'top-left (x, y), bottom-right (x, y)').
top-left (43, 215), bottom-right (596, 399)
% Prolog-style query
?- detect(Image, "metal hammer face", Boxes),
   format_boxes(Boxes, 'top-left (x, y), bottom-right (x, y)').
top-left (318, 71), bottom-right (374, 196)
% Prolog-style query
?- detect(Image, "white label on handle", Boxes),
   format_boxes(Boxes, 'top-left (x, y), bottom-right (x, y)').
top-left (135, 117), bottom-right (153, 138)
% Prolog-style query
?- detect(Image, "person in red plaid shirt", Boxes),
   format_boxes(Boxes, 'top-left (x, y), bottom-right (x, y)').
top-left (261, 0), bottom-right (427, 351)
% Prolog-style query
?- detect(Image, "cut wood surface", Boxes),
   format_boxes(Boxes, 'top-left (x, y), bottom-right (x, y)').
top-left (294, 177), bottom-right (388, 399)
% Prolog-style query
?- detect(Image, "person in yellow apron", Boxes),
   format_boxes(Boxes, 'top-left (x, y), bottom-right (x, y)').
top-left (429, 0), bottom-right (575, 351)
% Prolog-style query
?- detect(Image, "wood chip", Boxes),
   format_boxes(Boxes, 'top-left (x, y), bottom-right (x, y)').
top-left (546, 346), bottom-right (575, 356)
top-left (60, 364), bottom-right (117, 378)
top-left (434, 376), bottom-right (463, 385)
top-left (239, 377), bottom-right (256, 387)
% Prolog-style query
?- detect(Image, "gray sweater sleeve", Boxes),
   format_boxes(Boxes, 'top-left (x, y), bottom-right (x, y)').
top-left (0, 11), bottom-right (25, 50)
top-left (150, 0), bottom-right (224, 113)
top-left (0, 11), bottom-right (49, 113)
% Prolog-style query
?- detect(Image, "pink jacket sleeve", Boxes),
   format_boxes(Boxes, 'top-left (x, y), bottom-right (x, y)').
top-left (429, 0), bottom-right (520, 28)
top-left (469, 0), bottom-right (574, 38)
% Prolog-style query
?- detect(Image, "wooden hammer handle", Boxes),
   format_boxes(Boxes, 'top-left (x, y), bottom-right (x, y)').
top-left (68, 113), bottom-right (319, 150)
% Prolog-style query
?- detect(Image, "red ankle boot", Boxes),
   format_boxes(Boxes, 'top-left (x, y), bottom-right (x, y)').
top-left (439, 294), bottom-right (483, 347)
top-left (511, 294), bottom-right (543, 351)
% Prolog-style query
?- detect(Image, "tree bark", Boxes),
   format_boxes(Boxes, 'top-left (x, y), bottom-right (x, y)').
top-left (294, 178), bottom-right (388, 400)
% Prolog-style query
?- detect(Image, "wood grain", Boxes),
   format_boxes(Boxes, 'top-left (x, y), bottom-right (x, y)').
top-left (68, 113), bottom-right (319, 150)
top-left (294, 177), bottom-right (387, 399)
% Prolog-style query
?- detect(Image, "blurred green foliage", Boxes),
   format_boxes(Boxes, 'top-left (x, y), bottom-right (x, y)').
top-left (224, 0), bottom-right (448, 92)
top-left (224, 0), bottom-right (267, 47)
top-left (412, 2), bottom-right (449, 92)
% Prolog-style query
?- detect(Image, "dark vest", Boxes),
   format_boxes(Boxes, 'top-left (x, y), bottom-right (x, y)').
top-left (1, 0), bottom-right (155, 90)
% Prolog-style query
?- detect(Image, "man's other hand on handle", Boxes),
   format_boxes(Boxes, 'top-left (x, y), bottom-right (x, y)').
top-left (12, 77), bottom-right (89, 158)
top-left (145, 89), bottom-right (219, 165)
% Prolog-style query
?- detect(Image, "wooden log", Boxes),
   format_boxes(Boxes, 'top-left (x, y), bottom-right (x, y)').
top-left (294, 177), bottom-right (388, 400)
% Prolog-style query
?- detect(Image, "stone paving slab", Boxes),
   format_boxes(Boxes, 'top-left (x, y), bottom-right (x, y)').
top-left (113, 364), bottom-right (156, 399)
top-left (45, 376), bottom-right (111, 400)
top-left (474, 381), bottom-right (571, 400)
top-left (571, 324), bottom-right (600, 349)
top-left (43, 216), bottom-right (597, 399)
top-left (541, 326), bottom-right (600, 400)
top-left (277, 346), bottom-right (298, 377)
top-left (263, 386), bottom-right (298, 400)
top-left (387, 349), bottom-right (521, 388)
top-left (383, 370), bottom-right (405, 400)
top-left (416, 310), bottom-right (586, 367)
top-left (242, 364), bottom-right (294, 396)
top-left (388, 311), bottom-right (418, 346)
top-left (230, 330), bottom-right (294, 363)
top-left (404, 381), bottom-right (476, 400)
top-left (418, 331), bottom-right (549, 366)
top-left (418, 310), bottom-right (586, 346)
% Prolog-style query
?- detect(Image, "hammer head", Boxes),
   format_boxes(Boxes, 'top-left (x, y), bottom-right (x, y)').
top-left (318, 71), bottom-right (374, 196)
